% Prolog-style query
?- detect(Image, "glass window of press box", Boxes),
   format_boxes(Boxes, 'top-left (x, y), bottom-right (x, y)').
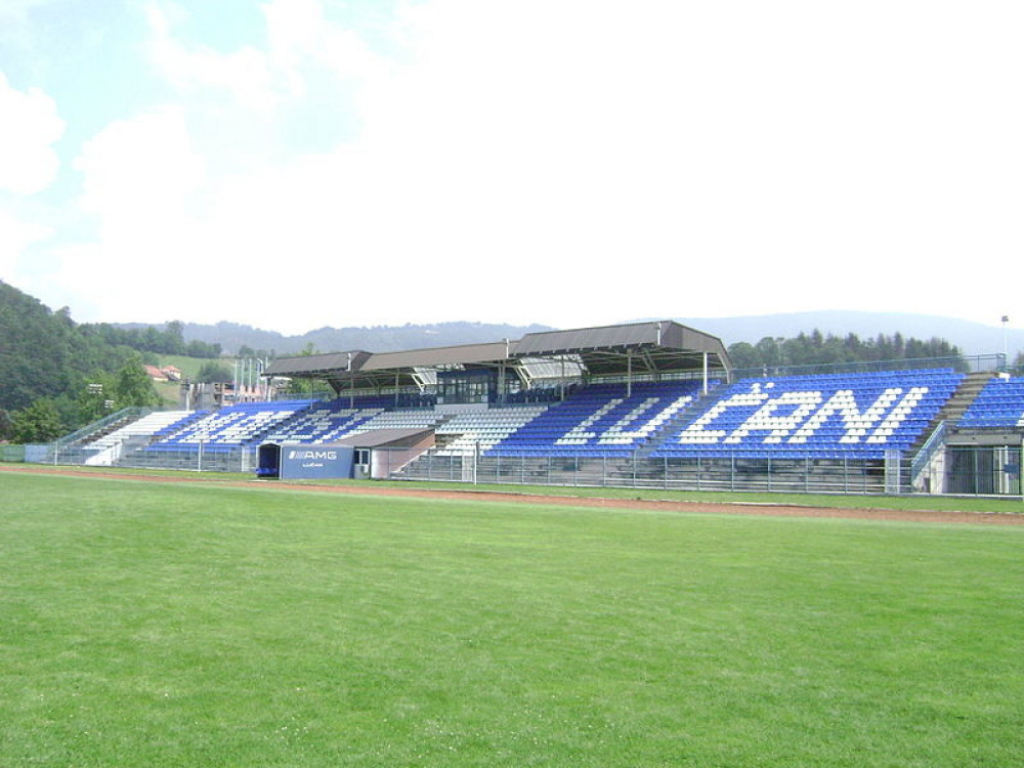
top-left (437, 369), bottom-right (498, 405)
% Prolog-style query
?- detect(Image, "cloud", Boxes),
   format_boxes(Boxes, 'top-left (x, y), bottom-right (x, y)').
top-left (37, 0), bottom-right (1024, 332)
top-left (0, 72), bottom-right (65, 194)
top-left (0, 207), bottom-right (52, 278)
top-left (145, 2), bottom-right (281, 111)
top-left (74, 104), bottom-right (205, 221)
top-left (0, 72), bottom-right (62, 289)
top-left (54, 106), bottom-right (207, 320)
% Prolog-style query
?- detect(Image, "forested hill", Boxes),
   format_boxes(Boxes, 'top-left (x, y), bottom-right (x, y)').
top-left (134, 320), bottom-right (554, 357)
top-left (0, 281), bottom-right (124, 412)
top-left (1, 283), bottom-right (180, 444)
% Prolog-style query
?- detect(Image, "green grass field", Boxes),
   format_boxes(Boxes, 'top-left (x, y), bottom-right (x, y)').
top-left (2, 473), bottom-right (1022, 766)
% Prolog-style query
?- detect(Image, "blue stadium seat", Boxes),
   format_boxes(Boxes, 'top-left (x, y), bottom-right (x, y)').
top-left (148, 400), bottom-right (318, 451)
top-left (958, 376), bottom-right (1024, 429)
top-left (649, 369), bottom-right (963, 460)
top-left (488, 380), bottom-right (711, 458)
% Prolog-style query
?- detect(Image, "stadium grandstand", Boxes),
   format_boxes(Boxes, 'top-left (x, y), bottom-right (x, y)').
top-left (32, 319), bottom-right (1024, 497)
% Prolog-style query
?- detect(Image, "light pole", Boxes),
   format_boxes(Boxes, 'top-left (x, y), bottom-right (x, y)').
top-left (1002, 315), bottom-right (1010, 371)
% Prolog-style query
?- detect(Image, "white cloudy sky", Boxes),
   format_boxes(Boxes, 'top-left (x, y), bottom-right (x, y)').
top-left (1, 0), bottom-right (1022, 335)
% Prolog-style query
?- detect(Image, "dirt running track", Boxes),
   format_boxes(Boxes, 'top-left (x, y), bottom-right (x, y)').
top-left (2, 464), bottom-right (1023, 526)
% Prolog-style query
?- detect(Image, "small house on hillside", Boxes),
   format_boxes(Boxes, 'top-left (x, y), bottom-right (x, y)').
top-left (145, 365), bottom-right (169, 382)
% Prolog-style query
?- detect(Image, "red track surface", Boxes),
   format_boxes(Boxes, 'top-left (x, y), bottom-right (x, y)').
top-left (3, 464), bottom-right (1022, 526)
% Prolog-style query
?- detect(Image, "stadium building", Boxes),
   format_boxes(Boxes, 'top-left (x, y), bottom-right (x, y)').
top-left (38, 319), bottom-right (1024, 497)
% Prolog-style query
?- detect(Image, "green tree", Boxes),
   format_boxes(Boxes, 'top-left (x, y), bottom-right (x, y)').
top-left (77, 374), bottom-right (117, 424)
top-left (754, 337), bottom-right (786, 371)
top-left (186, 339), bottom-right (221, 358)
top-left (0, 283), bottom-right (81, 411)
top-left (113, 354), bottom-right (161, 408)
top-left (197, 362), bottom-right (233, 384)
top-left (165, 321), bottom-right (187, 355)
top-left (11, 398), bottom-right (64, 443)
top-left (1012, 351), bottom-right (1024, 374)
top-left (728, 328), bottom-right (967, 375)
top-left (726, 341), bottom-right (759, 370)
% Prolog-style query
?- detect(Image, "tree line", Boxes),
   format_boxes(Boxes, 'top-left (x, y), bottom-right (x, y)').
top-left (727, 330), bottom-right (968, 374)
top-left (81, 320), bottom-right (222, 359)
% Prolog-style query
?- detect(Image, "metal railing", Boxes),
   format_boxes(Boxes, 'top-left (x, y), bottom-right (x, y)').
top-left (116, 444), bottom-right (255, 473)
top-left (394, 452), bottom-right (898, 495)
top-left (730, 353), bottom-right (1005, 380)
top-left (52, 407), bottom-right (153, 450)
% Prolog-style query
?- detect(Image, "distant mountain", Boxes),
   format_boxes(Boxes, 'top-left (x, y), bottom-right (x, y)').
top-left (118, 311), bottom-right (1021, 360)
top-left (154, 320), bottom-right (555, 356)
top-left (668, 311), bottom-right (1020, 358)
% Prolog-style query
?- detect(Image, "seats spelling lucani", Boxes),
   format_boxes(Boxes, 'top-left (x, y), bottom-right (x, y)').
top-left (488, 381), bottom-right (709, 458)
top-left (650, 369), bottom-right (963, 460)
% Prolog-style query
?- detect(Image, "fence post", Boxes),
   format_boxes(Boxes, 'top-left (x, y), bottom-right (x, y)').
top-left (1019, 442), bottom-right (1024, 498)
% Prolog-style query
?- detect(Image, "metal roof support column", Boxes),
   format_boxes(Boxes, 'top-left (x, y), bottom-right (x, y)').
top-left (502, 338), bottom-right (510, 406)
top-left (703, 352), bottom-right (709, 395)
top-left (627, 349), bottom-right (633, 398)
top-left (347, 352), bottom-right (355, 409)
top-left (394, 371), bottom-right (400, 408)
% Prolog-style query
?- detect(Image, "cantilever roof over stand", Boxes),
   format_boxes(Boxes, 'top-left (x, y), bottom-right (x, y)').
top-left (511, 321), bottom-right (730, 388)
top-left (263, 320), bottom-right (732, 395)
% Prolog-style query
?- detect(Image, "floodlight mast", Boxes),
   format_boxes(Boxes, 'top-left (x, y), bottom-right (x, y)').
top-left (1002, 315), bottom-right (1009, 370)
